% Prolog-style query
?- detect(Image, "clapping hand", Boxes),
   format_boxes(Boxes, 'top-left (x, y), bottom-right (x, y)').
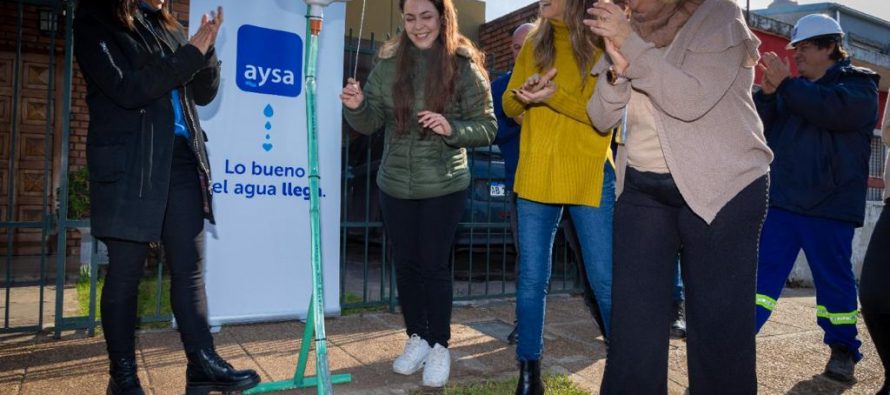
top-left (512, 68), bottom-right (558, 104)
top-left (189, 6), bottom-right (223, 55)
top-left (757, 52), bottom-right (791, 95)
top-left (584, 1), bottom-right (631, 74)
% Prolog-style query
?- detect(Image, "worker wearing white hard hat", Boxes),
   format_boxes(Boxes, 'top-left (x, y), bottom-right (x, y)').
top-left (786, 13), bottom-right (844, 49)
top-left (780, 14), bottom-right (851, 82)
top-left (754, 11), bottom-right (881, 386)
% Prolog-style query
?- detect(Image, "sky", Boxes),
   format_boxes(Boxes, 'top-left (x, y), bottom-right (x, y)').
top-left (482, 0), bottom-right (890, 24)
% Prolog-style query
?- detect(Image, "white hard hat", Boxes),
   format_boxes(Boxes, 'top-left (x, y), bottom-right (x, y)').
top-left (787, 14), bottom-right (844, 49)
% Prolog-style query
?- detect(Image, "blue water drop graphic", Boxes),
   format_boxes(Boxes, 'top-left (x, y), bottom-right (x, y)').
top-left (265, 134), bottom-right (271, 140)
top-left (265, 121), bottom-right (272, 130)
top-left (263, 104), bottom-right (274, 118)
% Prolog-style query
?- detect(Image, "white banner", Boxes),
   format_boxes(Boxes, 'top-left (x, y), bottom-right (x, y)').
top-left (189, 0), bottom-right (345, 325)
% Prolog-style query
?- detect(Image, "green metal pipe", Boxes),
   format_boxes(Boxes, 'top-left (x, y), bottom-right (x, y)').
top-left (303, 17), bottom-right (333, 395)
top-left (249, 3), bottom-right (353, 393)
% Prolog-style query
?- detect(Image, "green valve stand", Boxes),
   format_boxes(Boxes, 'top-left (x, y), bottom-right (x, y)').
top-left (245, 1), bottom-right (354, 394)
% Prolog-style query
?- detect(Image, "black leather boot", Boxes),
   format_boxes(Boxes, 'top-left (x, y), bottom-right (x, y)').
top-left (515, 360), bottom-right (544, 395)
top-left (185, 348), bottom-right (260, 395)
top-left (507, 320), bottom-right (519, 345)
top-left (670, 301), bottom-right (687, 339)
top-left (106, 356), bottom-right (145, 395)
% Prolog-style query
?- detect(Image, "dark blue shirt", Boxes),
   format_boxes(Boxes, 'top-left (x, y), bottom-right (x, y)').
top-left (492, 72), bottom-right (520, 190)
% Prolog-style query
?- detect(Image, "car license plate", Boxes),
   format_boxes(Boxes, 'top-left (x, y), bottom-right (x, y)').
top-left (489, 182), bottom-right (505, 197)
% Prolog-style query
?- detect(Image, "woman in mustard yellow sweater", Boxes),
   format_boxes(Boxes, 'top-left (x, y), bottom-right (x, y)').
top-left (502, 1), bottom-right (613, 393)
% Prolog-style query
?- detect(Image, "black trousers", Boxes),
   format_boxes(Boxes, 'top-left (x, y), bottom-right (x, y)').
top-left (601, 168), bottom-right (768, 395)
top-left (380, 189), bottom-right (466, 348)
top-left (100, 137), bottom-right (213, 360)
top-left (861, 202), bottom-right (890, 381)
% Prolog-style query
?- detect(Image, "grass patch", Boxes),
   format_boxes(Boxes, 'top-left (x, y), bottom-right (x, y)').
top-left (341, 292), bottom-right (388, 316)
top-left (411, 374), bottom-right (589, 395)
top-left (76, 269), bottom-right (173, 325)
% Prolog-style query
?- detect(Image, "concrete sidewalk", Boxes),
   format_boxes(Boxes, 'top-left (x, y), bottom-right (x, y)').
top-left (0, 288), bottom-right (885, 394)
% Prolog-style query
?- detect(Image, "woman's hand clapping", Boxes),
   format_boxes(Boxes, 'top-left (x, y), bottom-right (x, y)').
top-left (189, 6), bottom-right (224, 55)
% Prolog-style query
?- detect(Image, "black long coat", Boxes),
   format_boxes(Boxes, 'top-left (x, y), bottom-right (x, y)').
top-left (73, 4), bottom-right (219, 242)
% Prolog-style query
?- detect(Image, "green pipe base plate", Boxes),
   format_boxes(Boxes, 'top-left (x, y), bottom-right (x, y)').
top-left (243, 374), bottom-right (353, 394)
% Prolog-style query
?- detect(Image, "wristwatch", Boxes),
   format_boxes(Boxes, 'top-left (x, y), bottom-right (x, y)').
top-left (606, 66), bottom-right (628, 85)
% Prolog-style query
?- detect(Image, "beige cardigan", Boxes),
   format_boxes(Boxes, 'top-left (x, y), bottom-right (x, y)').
top-left (587, 0), bottom-right (773, 224)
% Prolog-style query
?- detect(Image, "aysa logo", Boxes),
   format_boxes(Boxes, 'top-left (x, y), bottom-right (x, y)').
top-left (236, 25), bottom-right (303, 97)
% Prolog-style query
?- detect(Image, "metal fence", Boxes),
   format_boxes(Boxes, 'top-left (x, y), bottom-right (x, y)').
top-left (1, 0), bottom-right (66, 334)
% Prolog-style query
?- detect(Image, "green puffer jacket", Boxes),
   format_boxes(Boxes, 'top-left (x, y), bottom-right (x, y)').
top-left (343, 46), bottom-right (497, 200)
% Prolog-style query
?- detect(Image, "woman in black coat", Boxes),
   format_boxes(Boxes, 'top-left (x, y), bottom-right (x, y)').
top-left (73, 1), bottom-right (259, 394)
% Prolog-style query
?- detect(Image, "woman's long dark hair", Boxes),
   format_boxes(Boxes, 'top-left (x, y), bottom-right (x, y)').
top-left (77, 0), bottom-right (181, 32)
top-left (382, 0), bottom-right (487, 137)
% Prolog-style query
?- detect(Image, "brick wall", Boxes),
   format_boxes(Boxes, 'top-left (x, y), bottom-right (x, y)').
top-left (170, 0), bottom-right (192, 27)
top-left (0, 2), bottom-right (65, 53)
top-left (478, 2), bottom-right (539, 75)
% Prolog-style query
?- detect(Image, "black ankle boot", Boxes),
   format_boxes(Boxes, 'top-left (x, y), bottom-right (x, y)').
top-left (515, 360), bottom-right (544, 395)
top-left (185, 349), bottom-right (260, 395)
top-left (670, 301), bottom-right (687, 339)
top-left (107, 357), bottom-right (145, 395)
top-left (507, 320), bottom-right (519, 345)
top-left (824, 343), bottom-right (857, 383)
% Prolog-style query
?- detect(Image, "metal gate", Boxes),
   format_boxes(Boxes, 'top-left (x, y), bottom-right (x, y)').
top-left (0, 0), bottom-right (69, 334)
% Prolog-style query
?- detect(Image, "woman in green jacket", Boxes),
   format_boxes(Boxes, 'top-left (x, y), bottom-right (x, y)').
top-left (340, 0), bottom-right (496, 388)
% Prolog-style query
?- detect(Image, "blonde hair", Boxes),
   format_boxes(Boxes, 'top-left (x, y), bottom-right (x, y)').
top-left (527, 0), bottom-right (601, 84)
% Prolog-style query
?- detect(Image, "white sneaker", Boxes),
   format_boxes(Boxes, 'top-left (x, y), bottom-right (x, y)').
top-left (393, 334), bottom-right (431, 375)
top-left (422, 343), bottom-right (451, 387)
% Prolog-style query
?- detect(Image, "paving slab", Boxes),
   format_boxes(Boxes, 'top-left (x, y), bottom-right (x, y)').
top-left (17, 331), bottom-right (115, 395)
top-left (1, 289), bottom-right (888, 394)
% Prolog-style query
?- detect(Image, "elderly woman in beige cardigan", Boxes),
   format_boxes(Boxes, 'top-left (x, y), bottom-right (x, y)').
top-left (860, 99), bottom-right (890, 395)
top-left (585, 0), bottom-right (773, 393)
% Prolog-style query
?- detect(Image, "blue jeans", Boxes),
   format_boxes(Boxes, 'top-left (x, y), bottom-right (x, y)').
top-left (673, 260), bottom-right (684, 303)
top-left (515, 164), bottom-right (615, 361)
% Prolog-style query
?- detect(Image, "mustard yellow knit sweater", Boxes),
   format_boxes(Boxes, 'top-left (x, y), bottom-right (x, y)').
top-left (503, 20), bottom-right (612, 207)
